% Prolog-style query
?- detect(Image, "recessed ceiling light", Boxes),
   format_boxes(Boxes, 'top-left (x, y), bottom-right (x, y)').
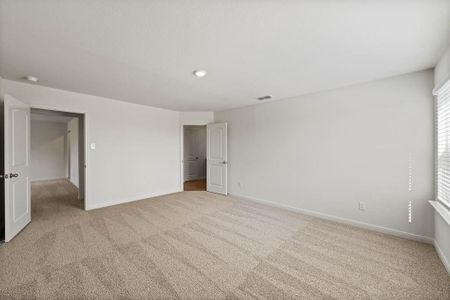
top-left (257, 95), bottom-right (272, 101)
top-left (193, 69), bottom-right (207, 77)
top-left (24, 75), bottom-right (39, 83)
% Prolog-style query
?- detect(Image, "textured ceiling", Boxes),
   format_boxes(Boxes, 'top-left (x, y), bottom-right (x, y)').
top-left (1, 0), bottom-right (450, 111)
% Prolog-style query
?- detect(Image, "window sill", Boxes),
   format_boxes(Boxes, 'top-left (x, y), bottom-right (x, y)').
top-left (429, 200), bottom-right (450, 227)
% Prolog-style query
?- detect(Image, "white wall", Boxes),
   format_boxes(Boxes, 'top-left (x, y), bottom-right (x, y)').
top-left (179, 112), bottom-right (214, 125)
top-left (30, 120), bottom-right (68, 181)
top-left (434, 211), bottom-right (450, 273)
top-left (68, 118), bottom-right (79, 187)
top-left (434, 44), bottom-right (450, 273)
top-left (2, 79), bottom-right (181, 210)
top-left (215, 70), bottom-right (435, 240)
top-left (435, 45), bottom-right (450, 88)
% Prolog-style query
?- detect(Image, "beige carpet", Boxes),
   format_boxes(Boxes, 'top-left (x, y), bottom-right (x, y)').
top-left (0, 179), bottom-right (448, 299)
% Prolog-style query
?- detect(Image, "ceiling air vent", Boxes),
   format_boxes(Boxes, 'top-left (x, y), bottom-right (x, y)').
top-left (257, 95), bottom-right (272, 101)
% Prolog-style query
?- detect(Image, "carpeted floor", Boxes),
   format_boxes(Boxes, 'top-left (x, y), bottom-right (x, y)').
top-left (0, 180), bottom-right (449, 299)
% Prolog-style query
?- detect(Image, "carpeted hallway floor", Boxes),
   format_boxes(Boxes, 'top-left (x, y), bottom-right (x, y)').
top-left (0, 180), bottom-right (449, 299)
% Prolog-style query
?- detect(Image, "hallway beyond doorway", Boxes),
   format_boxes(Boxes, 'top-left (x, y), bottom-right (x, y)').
top-left (183, 179), bottom-right (206, 191)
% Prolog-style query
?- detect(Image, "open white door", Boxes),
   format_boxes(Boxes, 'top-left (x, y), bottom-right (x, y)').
top-left (4, 95), bottom-right (31, 242)
top-left (206, 123), bottom-right (227, 195)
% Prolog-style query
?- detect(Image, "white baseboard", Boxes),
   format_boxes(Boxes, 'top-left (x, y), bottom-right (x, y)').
top-left (85, 190), bottom-right (179, 210)
top-left (434, 240), bottom-right (450, 275)
top-left (229, 193), bottom-right (433, 244)
top-left (31, 177), bottom-right (68, 182)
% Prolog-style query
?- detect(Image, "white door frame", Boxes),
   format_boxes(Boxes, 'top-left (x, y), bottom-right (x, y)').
top-left (179, 122), bottom-right (209, 191)
top-left (29, 105), bottom-right (89, 210)
top-left (66, 130), bottom-right (71, 179)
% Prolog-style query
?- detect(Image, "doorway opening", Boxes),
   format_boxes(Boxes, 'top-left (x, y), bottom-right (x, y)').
top-left (30, 108), bottom-right (86, 215)
top-left (182, 125), bottom-right (207, 191)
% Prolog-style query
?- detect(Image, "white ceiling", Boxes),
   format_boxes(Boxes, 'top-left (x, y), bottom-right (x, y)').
top-left (1, 1), bottom-right (449, 112)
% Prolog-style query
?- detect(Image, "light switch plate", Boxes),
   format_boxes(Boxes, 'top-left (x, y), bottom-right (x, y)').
top-left (90, 143), bottom-right (96, 150)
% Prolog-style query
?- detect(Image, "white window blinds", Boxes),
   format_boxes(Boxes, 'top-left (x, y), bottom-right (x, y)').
top-left (437, 79), bottom-right (450, 207)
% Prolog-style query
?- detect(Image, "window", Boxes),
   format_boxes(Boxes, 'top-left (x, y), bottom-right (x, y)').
top-left (436, 78), bottom-right (450, 208)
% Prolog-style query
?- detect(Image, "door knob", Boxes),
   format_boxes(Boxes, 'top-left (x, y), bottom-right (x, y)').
top-left (9, 173), bottom-right (18, 178)
top-left (222, 161), bottom-right (227, 164)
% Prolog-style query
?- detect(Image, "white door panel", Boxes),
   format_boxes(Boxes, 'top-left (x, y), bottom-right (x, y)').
top-left (207, 123), bottom-right (227, 195)
top-left (185, 161), bottom-right (197, 181)
top-left (209, 165), bottom-right (223, 186)
top-left (4, 94), bottom-right (31, 242)
top-left (12, 109), bottom-right (28, 166)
